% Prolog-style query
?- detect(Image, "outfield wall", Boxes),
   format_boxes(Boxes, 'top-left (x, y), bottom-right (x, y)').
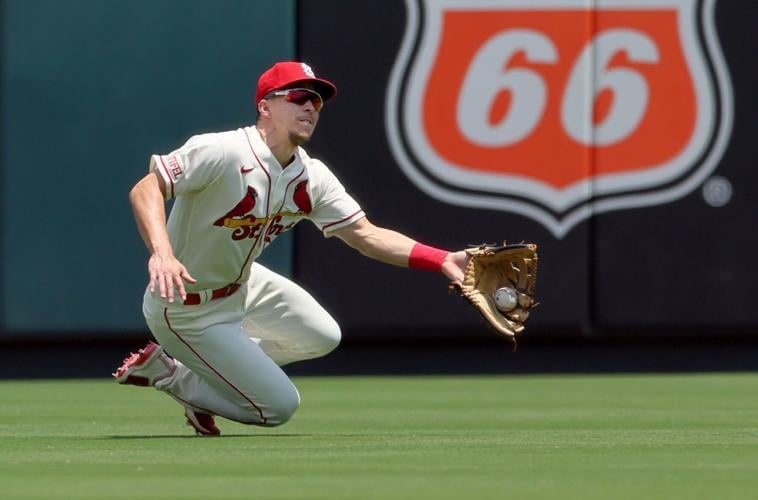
top-left (294, 0), bottom-right (758, 338)
top-left (1, 0), bottom-right (755, 340)
top-left (1, 0), bottom-right (295, 337)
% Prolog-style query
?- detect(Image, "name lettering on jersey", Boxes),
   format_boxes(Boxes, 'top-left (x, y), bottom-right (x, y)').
top-left (386, 0), bottom-right (733, 237)
top-left (213, 181), bottom-right (313, 242)
top-left (166, 155), bottom-right (183, 180)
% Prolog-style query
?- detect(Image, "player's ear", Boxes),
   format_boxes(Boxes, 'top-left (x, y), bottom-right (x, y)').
top-left (257, 99), bottom-right (271, 117)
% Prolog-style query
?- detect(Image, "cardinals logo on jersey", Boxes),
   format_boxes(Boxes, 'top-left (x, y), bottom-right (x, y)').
top-left (213, 181), bottom-right (313, 242)
top-left (213, 186), bottom-right (258, 238)
top-left (386, 0), bottom-right (733, 237)
top-left (292, 180), bottom-right (313, 214)
top-left (261, 180), bottom-right (313, 243)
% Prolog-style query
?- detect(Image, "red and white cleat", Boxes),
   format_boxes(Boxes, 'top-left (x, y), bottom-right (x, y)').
top-left (113, 342), bottom-right (176, 387)
top-left (184, 407), bottom-right (221, 437)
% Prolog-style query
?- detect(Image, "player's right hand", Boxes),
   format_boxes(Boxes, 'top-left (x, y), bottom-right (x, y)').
top-left (147, 253), bottom-right (197, 303)
top-left (441, 250), bottom-right (470, 285)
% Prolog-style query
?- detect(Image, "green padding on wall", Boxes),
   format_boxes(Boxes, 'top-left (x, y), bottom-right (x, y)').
top-left (2, 0), bottom-right (295, 335)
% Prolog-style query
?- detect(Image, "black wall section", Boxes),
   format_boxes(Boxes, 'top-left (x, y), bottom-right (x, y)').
top-left (593, 3), bottom-right (758, 334)
top-left (295, 0), bottom-right (757, 338)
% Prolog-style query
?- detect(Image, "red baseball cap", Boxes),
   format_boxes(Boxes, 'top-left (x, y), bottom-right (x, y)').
top-left (255, 61), bottom-right (337, 104)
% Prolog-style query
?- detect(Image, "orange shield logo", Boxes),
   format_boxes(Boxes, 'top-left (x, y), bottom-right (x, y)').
top-left (386, 0), bottom-right (733, 237)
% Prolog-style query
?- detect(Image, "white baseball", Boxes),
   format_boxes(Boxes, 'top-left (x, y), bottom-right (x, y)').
top-left (493, 287), bottom-right (518, 312)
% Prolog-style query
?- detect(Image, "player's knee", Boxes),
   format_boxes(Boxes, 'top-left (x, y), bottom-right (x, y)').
top-left (319, 318), bottom-right (341, 355)
top-left (310, 313), bottom-right (340, 357)
top-left (262, 388), bottom-right (300, 427)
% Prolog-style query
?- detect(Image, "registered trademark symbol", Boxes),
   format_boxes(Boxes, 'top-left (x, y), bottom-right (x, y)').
top-left (702, 176), bottom-right (732, 207)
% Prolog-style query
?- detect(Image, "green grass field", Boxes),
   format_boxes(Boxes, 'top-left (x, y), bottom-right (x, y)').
top-left (1, 374), bottom-right (757, 499)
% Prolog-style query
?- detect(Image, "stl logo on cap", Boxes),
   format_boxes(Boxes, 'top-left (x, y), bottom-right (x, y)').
top-left (300, 63), bottom-right (316, 78)
top-left (386, 0), bottom-right (733, 238)
top-left (256, 61), bottom-right (337, 104)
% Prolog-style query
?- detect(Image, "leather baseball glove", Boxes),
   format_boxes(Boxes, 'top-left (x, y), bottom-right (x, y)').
top-left (451, 243), bottom-right (538, 340)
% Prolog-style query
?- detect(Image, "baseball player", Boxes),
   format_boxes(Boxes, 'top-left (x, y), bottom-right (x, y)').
top-left (114, 61), bottom-right (470, 436)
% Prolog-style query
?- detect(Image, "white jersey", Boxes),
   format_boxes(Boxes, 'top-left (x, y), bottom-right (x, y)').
top-left (149, 126), bottom-right (365, 292)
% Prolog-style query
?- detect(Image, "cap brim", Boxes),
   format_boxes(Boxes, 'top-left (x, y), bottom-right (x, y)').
top-left (291, 78), bottom-right (337, 102)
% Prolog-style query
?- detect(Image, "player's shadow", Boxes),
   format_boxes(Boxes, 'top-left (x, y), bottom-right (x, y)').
top-left (104, 433), bottom-right (308, 440)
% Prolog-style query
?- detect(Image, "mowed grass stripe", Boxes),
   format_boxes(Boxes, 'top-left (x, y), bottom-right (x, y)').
top-left (0, 374), bottom-right (756, 499)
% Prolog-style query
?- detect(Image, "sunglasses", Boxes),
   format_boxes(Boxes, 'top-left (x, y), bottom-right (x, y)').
top-left (268, 88), bottom-right (324, 112)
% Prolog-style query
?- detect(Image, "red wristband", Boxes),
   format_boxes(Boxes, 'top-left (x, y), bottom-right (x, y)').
top-left (408, 243), bottom-right (449, 272)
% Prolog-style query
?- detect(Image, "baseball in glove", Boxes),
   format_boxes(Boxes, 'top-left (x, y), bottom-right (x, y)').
top-left (451, 243), bottom-right (538, 340)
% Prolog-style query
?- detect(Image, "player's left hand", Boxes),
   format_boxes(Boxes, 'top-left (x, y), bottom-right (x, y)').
top-left (451, 243), bottom-right (539, 340)
top-left (441, 250), bottom-right (470, 284)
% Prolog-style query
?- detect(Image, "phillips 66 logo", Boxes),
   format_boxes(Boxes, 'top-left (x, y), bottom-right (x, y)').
top-left (386, 0), bottom-right (733, 237)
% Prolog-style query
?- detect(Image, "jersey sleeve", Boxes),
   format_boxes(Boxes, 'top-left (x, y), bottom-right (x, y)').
top-left (308, 162), bottom-right (365, 237)
top-left (149, 133), bottom-right (226, 200)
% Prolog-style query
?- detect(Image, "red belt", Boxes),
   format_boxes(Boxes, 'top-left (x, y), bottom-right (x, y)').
top-left (183, 283), bottom-right (241, 306)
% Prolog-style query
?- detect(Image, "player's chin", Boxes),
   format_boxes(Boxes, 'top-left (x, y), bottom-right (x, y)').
top-left (289, 129), bottom-right (313, 146)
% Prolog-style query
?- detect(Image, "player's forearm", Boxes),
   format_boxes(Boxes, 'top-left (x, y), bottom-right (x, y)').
top-left (362, 228), bottom-right (468, 281)
top-left (350, 225), bottom-right (418, 267)
top-left (335, 218), bottom-right (457, 273)
top-left (129, 176), bottom-right (174, 257)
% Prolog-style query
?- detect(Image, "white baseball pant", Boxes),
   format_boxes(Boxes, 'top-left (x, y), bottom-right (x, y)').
top-left (142, 263), bottom-right (341, 426)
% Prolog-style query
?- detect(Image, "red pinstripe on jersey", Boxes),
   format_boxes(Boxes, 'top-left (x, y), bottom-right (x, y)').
top-left (163, 307), bottom-right (267, 425)
top-left (230, 129), bottom-right (275, 284)
top-left (276, 166), bottom-right (306, 214)
top-left (322, 209), bottom-right (364, 231)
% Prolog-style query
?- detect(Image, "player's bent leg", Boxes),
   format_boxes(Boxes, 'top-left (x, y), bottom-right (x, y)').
top-left (243, 263), bottom-right (341, 366)
top-left (150, 314), bottom-right (300, 427)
